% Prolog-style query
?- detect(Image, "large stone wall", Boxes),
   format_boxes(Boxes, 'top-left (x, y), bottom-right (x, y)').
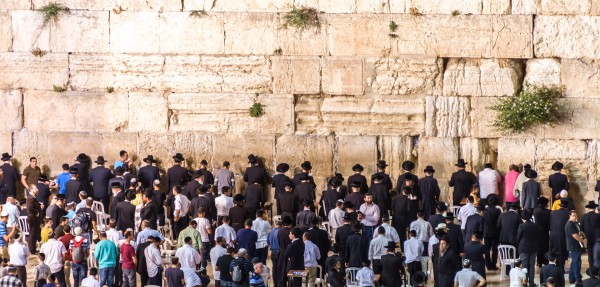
top-left (2, 0), bottom-right (600, 212)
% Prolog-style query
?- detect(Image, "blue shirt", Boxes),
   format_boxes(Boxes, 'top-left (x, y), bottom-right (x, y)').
top-left (114, 160), bottom-right (124, 169)
top-left (135, 228), bottom-right (164, 246)
top-left (236, 228), bottom-right (258, 257)
top-left (267, 227), bottom-right (280, 252)
top-left (66, 210), bottom-right (75, 221)
top-left (0, 222), bottom-right (6, 247)
top-left (303, 240), bottom-right (320, 268)
top-left (56, 172), bottom-right (71, 195)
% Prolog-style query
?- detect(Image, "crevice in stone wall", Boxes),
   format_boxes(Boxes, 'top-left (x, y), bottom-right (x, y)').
top-left (515, 58), bottom-right (527, 93)
top-left (333, 133), bottom-right (339, 173)
top-left (375, 135), bottom-right (382, 160)
top-left (180, 0), bottom-right (185, 12)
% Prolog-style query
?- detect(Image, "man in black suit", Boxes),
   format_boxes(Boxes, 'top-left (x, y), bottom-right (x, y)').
top-left (167, 153), bottom-right (189, 192)
top-left (73, 153), bottom-right (92, 193)
top-left (65, 167), bottom-right (81, 204)
top-left (308, 217), bottom-right (330, 269)
top-left (182, 171), bottom-right (203, 200)
top-left (243, 154), bottom-right (269, 188)
top-left (419, 165), bottom-right (441, 219)
top-left (283, 227), bottom-right (305, 287)
top-left (464, 232), bottom-right (486, 280)
top-left (368, 174), bottom-right (389, 218)
top-left (293, 161), bottom-right (316, 190)
top-left (548, 161), bottom-right (569, 200)
top-left (444, 212), bottom-right (464, 255)
top-left (140, 189), bottom-right (158, 230)
top-left (0, 153), bottom-right (18, 199)
top-left (517, 210), bottom-right (541, 287)
top-left (106, 167), bottom-right (126, 212)
top-left (464, 203), bottom-right (484, 243)
top-left (550, 199), bottom-right (570, 267)
top-left (534, 196), bottom-right (551, 266)
top-left (379, 241), bottom-right (404, 287)
top-left (344, 223), bottom-right (368, 268)
top-left (335, 214), bottom-right (353, 264)
top-left (275, 217), bottom-right (292, 287)
top-left (448, 159), bottom-right (476, 206)
top-left (432, 236), bottom-right (461, 287)
top-left (244, 178), bottom-right (264, 217)
top-left (345, 181), bottom-right (365, 211)
top-left (89, 156), bottom-right (114, 203)
top-left (396, 160), bottom-right (419, 194)
top-left (497, 203), bottom-right (521, 246)
top-left (114, 191), bottom-right (136, 233)
top-left (296, 199), bottom-right (316, 232)
top-left (197, 159), bottom-right (214, 187)
top-left (429, 202), bottom-right (447, 231)
top-left (138, 155), bottom-right (160, 189)
top-left (320, 178), bottom-right (344, 218)
top-left (189, 186), bottom-right (212, 221)
top-left (581, 201), bottom-right (600, 269)
top-left (540, 251), bottom-right (565, 286)
top-left (392, 186), bottom-right (411, 249)
top-left (348, 164), bottom-right (368, 194)
top-left (110, 181), bottom-right (126, 218)
top-left (136, 236), bottom-right (154, 286)
top-left (371, 160), bottom-right (392, 192)
top-left (273, 163), bottom-right (291, 215)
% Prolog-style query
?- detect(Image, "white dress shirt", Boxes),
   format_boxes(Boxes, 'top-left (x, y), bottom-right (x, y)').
top-left (359, 203), bottom-right (380, 227)
top-left (144, 244), bottom-right (163, 277)
top-left (40, 238), bottom-right (67, 273)
top-left (328, 207), bottom-right (345, 229)
top-left (403, 237), bottom-right (423, 264)
top-left (428, 234), bottom-right (439, 257)
top-left (375, 223), bottom-right (400, 243)
top-left (174, 194), bottom-right (190, 217)
top-left (214, 223), bottom-right (236, 247)
top-left (479, 168), bottom-right (501, 199)
top-left (457, 203), bottom-right (477, 229)
top-left (251, 218), bottom-right (271, 249)
top-left (194, 217), bottom-right (211, 243)
top-left (209, 245), bottom-right (227, 280)
top-left (8, 242), bottom-right (29, 266)
top-left (215, 194), bottom-right (234, 216)
top-left (106, 228), bottom-right (123, 246)
top-left (176, 244), bottom-right (202, 269)
top-left (368, 235), bottom-right (388, 261)
top-left (409, 218), bottom-right (435, 242)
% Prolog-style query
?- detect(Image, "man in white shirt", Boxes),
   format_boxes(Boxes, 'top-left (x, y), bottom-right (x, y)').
top-left (2, 197), bottom-right (19, 232)
top-left (209, 237), bottom-right (228, 285)
top-left (8, 236), bottom-right (29, 284)
top-left (368, 226), bottom-right (388, 274)
top-left (175, 236), bottom-right (201, 269)
top-left (80, 267), bottom-right (101, 287)
top-left (173, 186), bottom-right (190, 240)
top-left (215, 186), bottom-right (234, 225)
top-left (106, 220), bottom-right (123, 246)
top-left (454, 259), bottom-right (486, 287)
top-left (303, 232), bottom-right (321, 287)
top-left (409, 210), bottom-right (435, 266)
top-left (214, 216), bottom-right (237, 248)
top-left (478, 163), bottom-right (501, 200)
top-left (359, 193), bottom-right (380, 241)
top-left (251, 210), bottom-right (271, 264)
top-left (404, 230), bottom-right (424, 286)
top-left (144, 236), bottom-right (163, 285)
top-left (376, 215), bottom-right (400, 245)
top-left (457, 196), bottom-right (477, 231)
top-left (328, 200), bottom-right (345, 238)
top-left (40, 231), bottom-right (68, 287)
top-left (193, 207), bottom-right (212, 269)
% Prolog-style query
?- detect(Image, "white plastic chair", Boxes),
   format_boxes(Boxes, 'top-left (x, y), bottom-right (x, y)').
top-left (17, 216), bottom-right (28, 238)
top-left (315, 265), bottom-right (324, 287)
top-left (345, 267), bottom-right (360, 287)
top-left (322, 221), bottom-right (331, 236)
top-left (498, 245), bottom-right (518, 280)
top-left (91, 201), bottom-right (104, 213)
top-left (450, 205), bottom-right (461, 216)
top-left (95, 211), bottom-right (110, 230)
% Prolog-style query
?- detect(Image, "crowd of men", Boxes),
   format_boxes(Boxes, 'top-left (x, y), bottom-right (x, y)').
top-left (1, 150), bottom-right (600, 287)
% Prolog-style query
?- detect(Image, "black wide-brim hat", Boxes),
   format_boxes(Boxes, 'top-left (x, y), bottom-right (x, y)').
top-left (248, 154), bottom-right (257, 163)
top-left (328, 177), bottom-right (342, 188)
top-left (276, 163), bottom-right (290, 173)
top-left (173, 153), bottom-right (184, 162)
top-left (552, 161), bottom-right (564, 171)
top-left (352, 164), bottom-right (364, 172)
top-left (0, 153), bottom-right (11, 161)
top-left (376, 160), bottom-right (388, 168)
top-left (94, 156), bottom-right (107, 164)
top-left (301, 161), bottom-right (312, 171)
top-left (384, 241), bottom-right (398, 249)
top-left (424, 165), bottom-right (435, 173)
top-left (455, 159), bottom-right (467, 167)
top-left (143, 155), bottom-right (157, 163)
top-left (585, 200), bottom-right (599, 209)
top-left (402, 160), bottom-right (415, 171)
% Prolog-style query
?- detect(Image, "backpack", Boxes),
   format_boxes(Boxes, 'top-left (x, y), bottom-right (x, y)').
top-left (72, 211), bottom-right (90, 232)
top-left (71, 237), bottom-right (86, 264)
top-left (232, 260), bottom-right (243, 283)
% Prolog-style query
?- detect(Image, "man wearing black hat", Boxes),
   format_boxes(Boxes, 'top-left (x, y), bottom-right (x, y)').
top-left (275, 216), bottom-right (293, 287)
top-left (295, 174), bottom-right (316, 212)
top-left (429, 202), bottom-right (447, 231)
top-left (498, 203), bottom-right (521, 248)
top-left (308, 217), bottom-right (331, 269)
top-left (65, 167), bottom-right (81, 205)
top-left (464, 203), bottom-right (484, 244)
top-left (0, 153), bottom-right (18, 199)
top-left (549, 161), bottom-right (569, 200)
top-left (371, 160), bottom-right (392, 192)
top-left (391, 186), bottom-right (411, 249)
top-left (521, 169), bottom-right (541, 211)
top-left (89, 156), bottom-right (114, 203)
top-left (197, 159), bottom-right (214, 187)
top-left (348, 164), bottom-right (368, 194)
top-left (244, 178), bottom-right (264, 217)
top-left (243, 154), bottom-right (268, 188)
top-left (106, 168), bottom-right (126, 212)
top-left (283, 227), bottom-right (305, 287)
top-left (296, 199), bottom-right (316, 232)
top-left (444, 212), bottom-right (464, 255)
top-left (278, 182), bottom-right (296, 221)
top-left (550, 199), bottom-right (570, 267)
top-left (292, 161), bottom-right (317, 191)
top-left (419, 165), bottom-right (440, 220)
top-left (345, 181), bottom-right (365, 211)
top-left (189, 185), bottom-right (215, 224)
top-left (432, 236), bottom-right (461, 287)
top-left (36, 175), bottom-right (51, 217)
top-left (114, 191), bottom-right (136, 233)
top-left (182, 170), bottom-right (204, 200)
top-left (229, 194), bottom-right (250, 232)
top-left (540, 251), bottom-right (565, 286)
top-left (140, 190), bottom-right (158, 230)
top-left (167, 153), bottom-right (190, 194)
top-left (464, 231), bottom-right (486, 281)
top-left (517, 209), bottom-right (542, 287)
top-left (533, 196), bottom-right (551, 266)
top-left (138, 155), bottom-right (160, 189)
top-left (368, 174), bottom-right (389, 219)
top-left (582, 201), bottom-right (600, 269)
top-left (70, 153), bottom-right (92, 194)
top-left (449, 159), bottom-right (476, 206)
top-left (335, 213), bottom-right (353, 264)
top-left (396, 160), bottom-right (419, 194)
top-left (272, 163), bottom-right (291, 215)
top-left (319, 177), bottom-right (344, 219)
top-left (345, 223), bottom-right (368, 268)
top-left (379, 241), bottom-right (403, 287)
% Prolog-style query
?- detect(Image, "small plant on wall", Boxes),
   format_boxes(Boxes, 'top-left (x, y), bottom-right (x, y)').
top-left (249, 102), bottom-right (265, 118)
top-left (37, 3), bottom-right (70, 25)
top-left (491, 84), bottom-right (564, 133)
top-left (282, 7), bottom-right (321, 33)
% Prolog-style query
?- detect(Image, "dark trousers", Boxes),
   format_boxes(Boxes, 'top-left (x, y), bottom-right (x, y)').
top-left (372, 259), bottom-right (382, 274)
top-left (174, 216), bottom-right (188, 241)
top-left (520, 252), bottom-right (536, 287)
top-left (28, 218), bottom-right (40, 253)
top-left (148, 269), bottom-right (163, 286)
top-left (15, 266), bottom-right (26, 287)
top-left (256, 247), bottom-right (268, 264)
top-left (53, 268), bottom-right (66, 287)
top-left (484, 237), bottom-right (499, 268)
top-left (201, 242), bottom-right (209, 268)
top-left (407, 261), bottom-right (422, 286)
top-left (158, 213), bottom-right (166, 226)
top-left (139, 272), bottom-right (149, 287)
top-left (271, 251), bottom-right (280, 287)
top-left (95, 196), bottom-right (110, 213)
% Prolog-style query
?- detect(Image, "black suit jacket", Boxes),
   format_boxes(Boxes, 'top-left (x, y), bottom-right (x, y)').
top-left (326, 269), bottom-right (345, 287)
top-left (284, 239), bottom-right (305, 271)
top-left (497, 210), bottom-right (521, 245)
top-left (345, 192), bottom-right (364, 211)
top-left (320, 188), bottom-right (343, 217)
top-left (380, 253), bottom-right (403, 286)
top-left (243, 165), bottom-right (268, 185)
top-left (396, 172), bottom-right (419, 193)
top-left (548, 173), bottom-right (569, 199)
top-left (483, 206), bottom-right (501, 238)
top-left (446, 222), bottom-right (464, 253)
top-left (533, 206), bottom-right (551, 233)
top-left (582, 211), bottom-right (600, 248)
top-left (1, 163), bottom-right (18, 197)
top-left (114, 200), bottom-right (136, 233)
top-left (229, 205), bottom-right (250, 232)
top-left (189, 194), bottom-right (212, 220)
top-left (428, 214), bottom-right (446, 231)
top-left (347, 174), bottom-right (368, 194)
top-left (368, 183), bottom-right (389, 215)
top-left (110, 191), bottom-right (127, 218)
top-left (517, 220), bottom-right (541, 253)
top-left (335, 224), bottom-right (353, 260)
top-left (89, 166), bottom-right (114, 200)
top-left (308, 226), bottom-right (330, 266)
top-left (293, 172), bottom-right (316, 190)
top-left (540, 263), bottom-right (565, 286)
top-left (371, 172), bottom-right (392, 191)
top-left (140, 200), bottom-right (158, 230)
top-left (464, 213), bottom-right (483, 243)
top-left (107, 177), bottom-right (126, 199)
top-left (272, 173), bottom-right (290, 199)
top-left (345, 233), bottom-right (368, 267)
top-left (136, 241), bottom-right (152, 274)
top-left (138, 165), bottom-right (160, 189)
top-left (449, 170), bottom-right (476, 204)
top-left (65, 179), bottom-right (81, 204)
top-left (167, 165), bottom-right (189, 192)
top-left (244, 184), bottom-right (264, 209)
top-left (183, 180), bottom-right (201, 200)
top-left (432, 245), bottom-right (461, 275)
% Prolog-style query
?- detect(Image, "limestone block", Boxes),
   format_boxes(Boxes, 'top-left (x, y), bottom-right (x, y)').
top-left (23, 91), bottom-right (128, 132)
top-left (536, 139), bottom-right (587, 160)
top-left (0, 132), bottom-right (13, 158)
top-left (51, 11), bottom-right (110, 53)
top-left (293, 0), bottom-right (318, 9)
top-left (163, 55), bottom-right (272, 93)
top-left (469, 97), bottom-right (503, 138)
top-left (512, 0), bottom-right (538, 14)
top-left (213, 134), bottom-right (275, 177)
top-left (295, 96), bottom-right (425, 135)
top-left (246, 0), bottom-right (294, 12)
top-left (275, 135), bottom-right (334, 177)
top-left (272, 56), bottom-right (321, 94)
top-left (0, 12), bottom-right (11, 52)
top-left (497, 138), bottom-right (535, 174)
top-left (128, 92), bottom-right (168, 132)
top-left (47, 132), bottom-right (103, 174)
top-left (534, 16), bottom-right (600, 58)
top-left (425, 96), bottom-right (470, 138)
top-left (111, 0), bottom-right (181, 11)
top-left (276, 18), bottom-right (327, 56)
top-left (561, 59), bottom-right (600, 98)
top-left (101, 133), bottom-right (139, 170)
top-left (160, 12), bottom-right (224, 54)
top-left (365, 56), bottom-right (442, 96)
top-left (356, 0), bottom-right (391, 13)
top-left (593, 0), bottom-right (600, 15)
top-left (69, 54), bottom-right (164, 91)
top-left (224, 13), bottom-right (278, 55)
top-left (0, 90), bottom-right (23, 131)
top-left (173, 133), bottom-right (212, 170)
top-left (442, 59), bottom-right (524, 97)
top-left (11, 10), bottom-right (49, 52)
top-left (320, 0), bottom-right (357, 13)
top-left (137, 132), bottom-right (176, 171)
top-left (377, 136), bottom-right (415, 181)
top-left (3, 0), bottom-right (32, 9)
top-left (0, 52), bottom-right (69, 90)
top-left (32, 0), bottom-right (108, 10)
top-left (327, 14), bottom-right (390, 56)
top-left (482, 0), bottom-right (511, 14)
top-left (110, 11), bottom-right (160, 53)
top-left (537, 98), bottom-right (600, 139)
top-left (13, 131), bottom-right (49, 174)
top-left (168, 93), bottom-right (293, 134)
top-left (337, 136), bottom-right (378, 179)
top-left (204, 0), bottom-right (247, 12)
top-left (524, 58), bottom-right (561, 86)
top-left (540, 0), bottom-right (590, 15)
top-left (460, 138), bottom-right (498, 173)
top-left (389, 0), bottom-right (406, 13)
top-left (322, 57), bottom-right (363, 95)
top-left (405, 0), bottom-right (484, 15)
top-left (417, 137), bottom-right (459, 200)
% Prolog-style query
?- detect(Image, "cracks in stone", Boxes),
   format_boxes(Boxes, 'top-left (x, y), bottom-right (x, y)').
top-left (180, 0), bottom-right (185, 12)
top-left (333, 133), bottom-right (339, 174)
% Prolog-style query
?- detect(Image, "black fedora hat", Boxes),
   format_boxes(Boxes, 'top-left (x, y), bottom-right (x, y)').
top-left (352, 164), bottom-right (364, 172)
top-left (69, 167), bottom-right (78, 174)
top-left (413, 271), bottom-right (427, 284)
top-left (476, 202), bottom-right (486, 211)
top-left (94, 156), bottom-right (107, 164)
top-left (537, 196), bottom-right (549, 206)
top-left (520, 210), bottom-right (532, 220)
top-left (445, 212), bottom-right (455, 220)
top-left (143, 155), bottom-right (157, 163)
top-left (283, 181), bottom-right (294, 188)
top-left (248, 154), bottom-right (257, 164)
top-left (276, 163), bottom-right (290, 173)
top-left (402, 160), bottom-right (415, 171)
top-left (371, 173), bottom-right (384, 181)
top-left (560, 198), bottom-right (570, 208)
top-left (424, 165), bottom-right (435, 173)
top-left (376, 160), bottom-right (388, 168)
top-left (335, 173), bottom-right (345, 182)
top-left (349, 181), bottom-right (361, 188)
top-left (384, 241), bottom-right (398, 249)
top-left (545, 251), bottom-right (559, 261)
top-left (110, 181), bottom-right (121, 188)
top-left (455, 159), bottom-right (467, 168)
top-left (172, 153), bottom-right (184, 162)
top-left (282, 216), bottom-right (293, 226)
top-left (76, 153), bottom-right (87, 162)
top-left (437, 202), bottom-right (447, 211)
top-left (552, 161), bottom-right (564, 171)
top-left (328, 177), bottom-right (342, 188)
top-left (343, 201), bottom-right (354, 209)
top-left (525, 169), bottom-right (538, 179)
top-left (301, 161), bottom-right (312, 171)
top-left (0, 153), bottom-right (11, 161)
top-left (38, 174), bottom-right (48, 182)
top-left (586, 200), bottom-right (599, 209)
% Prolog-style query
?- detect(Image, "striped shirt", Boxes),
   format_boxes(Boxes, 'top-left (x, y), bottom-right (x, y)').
top-left (0, 222), bottom-right (6, 246)
top-left (0, 274), bottom-right (23, 287)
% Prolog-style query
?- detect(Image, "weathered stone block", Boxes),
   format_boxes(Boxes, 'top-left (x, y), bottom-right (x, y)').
top-left (524, 58), bottom-right (561, 86)
top-left (224, 13), bottom-right (278, 55)
top-left (417, 137), bottom-right (459, 200)
top-left (23, 91), bottom-right (128, 132)
top-left (497, 138), bottom-right (535, 174)
top-left (405, 0), bottom-right (484, 15)
top-left (272, 56), bottom-right (321, 94)
top-left (101, 133), bottom-right (139, 170)
top-left (320, 0), bottom-right (357, 13)
top-left (561, 59), bottom-right (600, 98)
top-left (111, 0), bottom-right (181, 11)
top-left (537, 98), bottom-right (600, 139)
top-left (377, 136), bottom-right (415, 181)
top-left (275, 135), bottom-right (334, 177)
top-left (425, 96), bottom-right (470, 138)
top-left (365, 56), bottom-right (442, 96)
top-left (327, 14), bottom-right (390, 56)
top-left (293, 0), bottom-right (318, 9)
top-left (51, 11), bottom-right (110, 53)
top-left (173, 133), bottom-right (213, 170)
top-left (321, 57), bottom-right (363, 95)
top-left (32, 0), bottom-right (108, 10)
top-left (47, 132), bottom-right (103, 174)
top-left (0, 12), bottom-right (11, 52)
top-left (0, 132), bottom-right (13, 159)
top-left (540, 0), bottom-right (590, 15)
top-left (110, 11), bottom-right (160, 53)
top-left (168, 93), bottom-right (293, 134)
top-left (468, 97), bottom-right (502, 138)
top-left (537, 139), bottom-right (587, 160)
top-left (337, 136), bottom-right (378, 178)
top-left (69, 54), bottom-right (164, 91)
top-left (0, 53), bottom-right (69, 90)
top-left (511, 0), bottom-right (539, 14)
top-left (213, 134), bottom-right (275, 178)
top-left (593, 0), bottom-right (600, 15)
top-left (163, 55), bottom-right (272, 93)
top-left (13, 131), bottom-right (50, 174)
top-left (246, 0), bottom-right (294, 12)
top-left (4, 0), bottom-right (32, 9)
top-left (160, 12), bottom-right (224, 54)
top-left (356, 0), bottom-right (391, 13)
top-left (137, 132), bottom-right (176, 169)
top-left (276, 20), bottom-right (327, 56)
top-left (482, 0), bottom-right (511, 14)
top-left (11, 11), bottom-right (50, 52)
top-left (443, 59), bottom-right (524, 97)
top-left (295, 96), bottom-right (425, 135)
top-left (0, 90), bottom-right (23, 131)
top-left (535, 16), bottom-right (600, 58)
top-left (128, 92), bottom-right (168, 132)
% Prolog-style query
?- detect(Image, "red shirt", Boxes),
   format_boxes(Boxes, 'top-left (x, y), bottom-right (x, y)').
top-left (60, 234), bottom-right (74, 261)
top-left (120, 242), bottom-right (136, 270)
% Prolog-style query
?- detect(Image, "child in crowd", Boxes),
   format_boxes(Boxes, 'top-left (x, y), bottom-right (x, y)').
top-left (81, 267), bottom-right (101, 287)
top-left (42, 274), bottom-right (59, 287)
top-left (40, 218), bottom-right (53, 243)
top-left (356, 260), bottom-right (375, 287)
top-left (509, 259), bottom-right (527, 287)
top-left (34, 253), bottom-right (51, 287)
top-left (165, 257), bottom-right (185, 287)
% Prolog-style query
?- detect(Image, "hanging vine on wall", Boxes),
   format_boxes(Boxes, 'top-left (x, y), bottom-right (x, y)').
top-left (490, 84), bottom-right (564, 133)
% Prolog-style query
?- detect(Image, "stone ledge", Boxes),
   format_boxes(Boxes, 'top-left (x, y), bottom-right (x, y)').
top-left (0, 52), bottom-right (69, 90)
